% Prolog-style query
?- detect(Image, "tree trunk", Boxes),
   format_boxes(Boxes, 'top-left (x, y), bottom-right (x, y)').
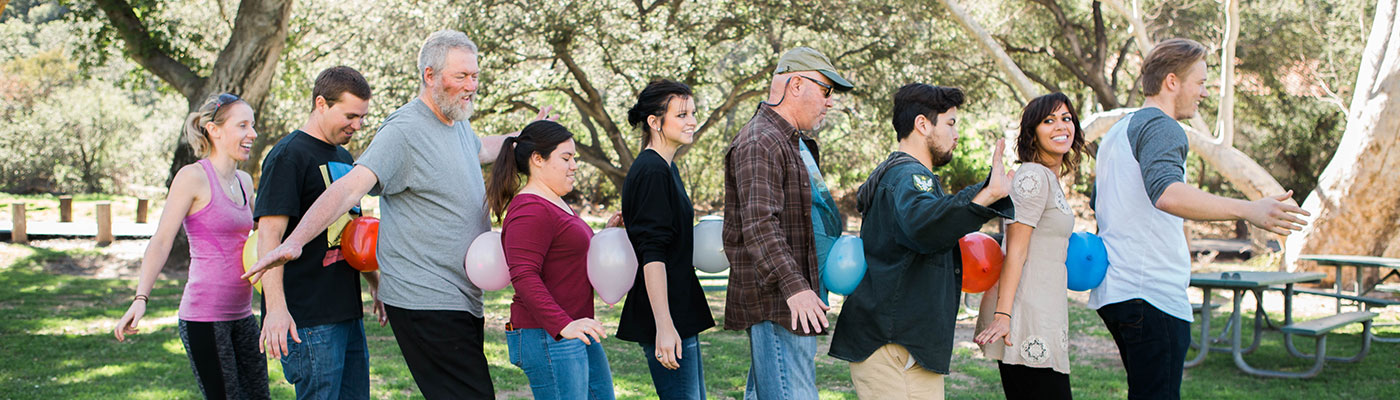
top-left (937, 0), bottom-right (1040, 102)
top-left (95, 0), bottom-right (294, 269)
top-left (1286, 0), bottom-right (1400, 272)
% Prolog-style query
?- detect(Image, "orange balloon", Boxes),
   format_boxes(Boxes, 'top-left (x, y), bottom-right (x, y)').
top-left (959, 232), bottom-right (1003, 293)
top-left (341, 217), bottom-right (379, 272)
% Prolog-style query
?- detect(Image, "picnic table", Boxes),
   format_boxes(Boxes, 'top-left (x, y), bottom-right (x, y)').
top-left (1296, 254), bottom-right (1400, 344)
top-left (1188, 271), bottom-right (1376, 378)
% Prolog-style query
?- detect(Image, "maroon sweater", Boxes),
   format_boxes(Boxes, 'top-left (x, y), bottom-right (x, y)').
top-left (503, 194), bottom-right (595, 337)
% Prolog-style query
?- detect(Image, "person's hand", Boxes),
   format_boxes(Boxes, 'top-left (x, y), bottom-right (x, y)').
top-left (975, 313), bottom-right (1014, 346)
top-left (606, 212), bottom-right (624, 229)
top-left (114, 300), bottom-right (147, 342)
top-left (368, 281), bottom-right (388, 327)
top-left (560, 318), bottom-right (606, 345)
top-left (653, 325), bottom-right (683, 370)
top-left (534, 105), bottom-right (560, 122)
top-left (986, 139), bottom-right (1013, 199)
top-left (786, 290), bottom-right (831, 334)
top-left (259, 309), bottom-right (301, 359)
top-left (1243, 191), bottom-right (1310, 235)
top-left (241, 242), bottom-right (302, 283)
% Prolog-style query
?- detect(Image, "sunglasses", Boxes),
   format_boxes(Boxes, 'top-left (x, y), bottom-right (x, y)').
top-left (211, 93), bottom-right (241, 116)
top-left (797, 75), bottom-right (833, 98)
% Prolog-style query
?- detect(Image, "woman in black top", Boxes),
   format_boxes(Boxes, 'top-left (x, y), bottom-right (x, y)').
top-left (617, 79), bottom-right (716, 399)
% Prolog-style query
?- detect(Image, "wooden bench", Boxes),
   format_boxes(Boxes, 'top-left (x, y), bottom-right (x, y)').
top-left (1270, 311), bottom-right (1376, 378)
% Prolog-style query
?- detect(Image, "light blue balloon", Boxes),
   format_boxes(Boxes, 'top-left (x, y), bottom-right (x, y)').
top-left (822, 235), bottom-right (866, 295)
top-left (1066, 232), bottom-right (1109, 291)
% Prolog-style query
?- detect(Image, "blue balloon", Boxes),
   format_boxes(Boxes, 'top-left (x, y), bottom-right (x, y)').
top-left (822, 235), bottom-right (867, 295)
top-left (1065, 232), bottom-right (1109, 291)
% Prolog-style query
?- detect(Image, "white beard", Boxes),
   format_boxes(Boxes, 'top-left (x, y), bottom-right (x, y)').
top-left (433, 88), bottom-right (475, 122)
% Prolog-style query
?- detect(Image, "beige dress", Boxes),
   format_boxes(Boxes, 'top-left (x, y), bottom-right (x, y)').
top-left (976, 162), bottom-right (1074, 375)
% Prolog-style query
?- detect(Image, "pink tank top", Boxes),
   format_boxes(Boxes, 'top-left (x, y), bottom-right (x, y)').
top-left (177, 159), bottom-right (255, 322)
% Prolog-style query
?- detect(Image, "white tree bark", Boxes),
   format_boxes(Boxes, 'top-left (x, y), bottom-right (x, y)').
top-left (1286, 0), bottom-right (1400, 269)
top-left (1102, 0), bottom-right (1152, 56)
top-left (938, 0), bottom-right (1040, 102)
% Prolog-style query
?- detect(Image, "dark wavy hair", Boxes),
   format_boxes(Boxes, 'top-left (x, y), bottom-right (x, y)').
top-left (891, 83), bottom-right (965, 141)
top-left (627, 79), bottom-right (694, 149)
top-left (1016, 92), bottom-right (1085, 176)
top-left (484, 120), bottom-right (575, 221)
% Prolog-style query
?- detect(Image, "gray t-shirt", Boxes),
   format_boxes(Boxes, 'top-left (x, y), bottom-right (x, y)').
top-left (1126, 107), bottom-right (1188, 203)
top-left (356, 97), bottom-right (489, 316)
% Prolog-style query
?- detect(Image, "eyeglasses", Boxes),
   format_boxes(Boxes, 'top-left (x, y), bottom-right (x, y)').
top-left (797, 75), bottom-right (833, 98)
top-left (210, 93), bottom-right (241, 116)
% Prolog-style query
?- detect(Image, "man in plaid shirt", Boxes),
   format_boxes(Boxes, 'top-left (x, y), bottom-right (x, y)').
top-left (722, 47), bottom-right (853, 399)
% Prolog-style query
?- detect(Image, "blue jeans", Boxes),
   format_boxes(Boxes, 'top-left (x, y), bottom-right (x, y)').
top-left (639, 335), bottom-right (706, 399)
top-left (1098, 299), bottom-right (1190, 400)
top-left (745, 321), bottom-right (818, 400)
top-left (280, 319), bottom-right (370, 400)
top-left (506, 328), bottom-right (616, 400)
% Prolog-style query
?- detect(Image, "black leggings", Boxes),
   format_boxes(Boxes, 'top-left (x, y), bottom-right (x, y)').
top-left (178, 316), bottom-right (269, 400)
top-left (997, 361), bottom-right (1071, 400)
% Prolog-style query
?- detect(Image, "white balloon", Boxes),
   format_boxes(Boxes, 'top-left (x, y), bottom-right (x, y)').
top-left (693, 218), bottom-right (729, 273)
top-left (588, 227), bottom-right (638, 305)
top-left (465, 231), bottom-right (510, 291)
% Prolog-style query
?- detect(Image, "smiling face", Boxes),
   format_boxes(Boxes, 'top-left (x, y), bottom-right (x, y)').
top-left (314, 93), bottom-right (369, 146)
top-left (1172, 60), bottom-right (1210, 120)
top-left (427, 48), bottom-right (480, 122)
top-left (205, 102), bottom-right (257, 161)
top-left (1035, 102), bottom-right (1076, 161)
top-left (651, 95), bottom-right (698, 147)
top-left (528, 139), bottom-right (579, 197)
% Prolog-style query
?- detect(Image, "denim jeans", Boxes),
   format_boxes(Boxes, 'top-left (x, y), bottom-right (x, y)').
top-left (506, 328), bottom-right (616, 400)
top-left (1098, 299), bottom-right (1190, 400)
top-left (280, 319), bottom-right (370, 400)
top-left (639, 335), bottom-right (706, 399)
top-left (744, 321), bottom-right (818, 400)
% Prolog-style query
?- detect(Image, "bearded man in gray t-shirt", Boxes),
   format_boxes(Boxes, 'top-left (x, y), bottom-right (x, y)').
top-left (245, 30), bottom-right (555, 399)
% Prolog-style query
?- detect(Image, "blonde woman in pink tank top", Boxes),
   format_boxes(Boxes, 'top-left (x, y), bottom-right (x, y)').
top-left (114, 93), bottom-right (270, 400)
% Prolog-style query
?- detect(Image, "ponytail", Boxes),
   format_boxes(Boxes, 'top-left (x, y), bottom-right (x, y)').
top-left (484, 120), bottom-right (576, 222)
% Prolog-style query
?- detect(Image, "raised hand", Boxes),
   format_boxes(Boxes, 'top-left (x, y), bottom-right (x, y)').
top-left (1244, 190), bottom-right (1310, 235)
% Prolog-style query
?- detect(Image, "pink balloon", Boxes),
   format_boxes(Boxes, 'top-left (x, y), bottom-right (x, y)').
top-left (465, 231), bottom-right (510, 291)
top-left (588, 227), bottom-right (638, 305)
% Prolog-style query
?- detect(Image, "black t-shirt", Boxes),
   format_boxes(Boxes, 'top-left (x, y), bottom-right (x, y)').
top-left (616, 149), bottom-right (716, 342)
top-left (254, 130), bottom-right (362, 327)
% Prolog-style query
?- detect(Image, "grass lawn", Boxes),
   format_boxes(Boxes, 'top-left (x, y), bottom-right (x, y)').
top-left (2, 242), bottom-right (1398, 399)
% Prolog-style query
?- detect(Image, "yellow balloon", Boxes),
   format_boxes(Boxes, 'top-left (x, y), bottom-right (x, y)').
top-left (242, 233), bottom-right (263, 294)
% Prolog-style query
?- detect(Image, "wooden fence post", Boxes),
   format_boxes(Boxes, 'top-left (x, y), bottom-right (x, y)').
top-left (136, 198), bottom-right (149, 224)
top-left (59, 195), bottom-right (73, 223)
top-left (10, 203), bottom-right (26, 244)
top-left (96, 201), bottom-right (113, 246)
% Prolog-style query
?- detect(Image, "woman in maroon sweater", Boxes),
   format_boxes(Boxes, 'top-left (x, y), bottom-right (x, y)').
top-left (486, 120), bottom-right (615, 400)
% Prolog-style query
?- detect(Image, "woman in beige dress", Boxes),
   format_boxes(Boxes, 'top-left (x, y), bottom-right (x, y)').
top-left (975, 92), bottom-right (1086, 399)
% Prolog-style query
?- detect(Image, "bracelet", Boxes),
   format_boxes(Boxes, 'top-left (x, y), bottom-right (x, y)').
top-left (994, 311), bottom-right (1011, 318)
top-left (133, 294), bottom-right (149, 303)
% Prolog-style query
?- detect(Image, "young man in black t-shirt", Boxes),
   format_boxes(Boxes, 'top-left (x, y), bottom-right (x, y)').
top-left (254, 66), bottom-right (385, 399)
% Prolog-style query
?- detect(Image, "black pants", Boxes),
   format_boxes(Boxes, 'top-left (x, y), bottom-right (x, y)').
top-left (178, 315), bottom-right (270, 400)
top-left (997, 361), bottom-right (1071, 400)
top-left (1098, 299), bottom-right (1190, 400)
top-left (384, 304), bottom-right (494, 399)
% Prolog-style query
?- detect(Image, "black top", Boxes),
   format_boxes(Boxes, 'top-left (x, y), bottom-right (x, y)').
top-left (828, 152), bottom-right (1014, 374)
top-left (254, 130), bottom-right (363, 327)
top-left (616, 149), bottom-right (716, 342)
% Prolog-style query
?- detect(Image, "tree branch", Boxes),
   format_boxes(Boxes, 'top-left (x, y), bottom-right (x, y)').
top-left (92, 0), bottom-right (205, 98)
top-left (550, 33), bottom-right (632, 168)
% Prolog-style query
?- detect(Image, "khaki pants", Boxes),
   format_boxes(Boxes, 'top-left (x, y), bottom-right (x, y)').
top-left (849, 343), bottom-right (945, 400)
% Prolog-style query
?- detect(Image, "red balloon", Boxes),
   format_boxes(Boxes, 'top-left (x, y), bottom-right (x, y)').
top-left (960, 232), bottom-right (1003, 293)
top-left (341, 217), bottom-right (379, 272)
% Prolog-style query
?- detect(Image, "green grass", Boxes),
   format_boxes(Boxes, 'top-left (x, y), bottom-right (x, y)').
top-left (2, 243), bottom-right (1398, 399)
